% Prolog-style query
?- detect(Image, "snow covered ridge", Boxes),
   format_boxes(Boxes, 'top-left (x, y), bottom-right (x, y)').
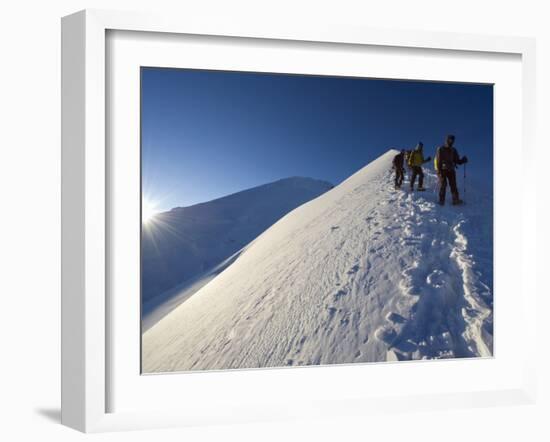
top-left (142, 150), bottom-right (493, 373)
top-left (141, 176), bottom-right (333, 306)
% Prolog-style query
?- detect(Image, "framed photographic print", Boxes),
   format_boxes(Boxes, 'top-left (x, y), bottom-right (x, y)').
top-left (61, 9), bottom-right (537, 432)
top-left (140, 67), bottom-right (494, 373)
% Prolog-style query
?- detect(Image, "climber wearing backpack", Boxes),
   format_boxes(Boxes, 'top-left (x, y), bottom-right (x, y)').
top-left (407, 142), bottom-right (431, 191)
top-left (434, 134), bottom-right (468, 205)
top-left (392, 149), bottom-right (406, 188)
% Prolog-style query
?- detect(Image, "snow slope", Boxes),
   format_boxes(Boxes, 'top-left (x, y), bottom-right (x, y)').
top-left (141, 177), bottom-right (333, 306)
top-left (142, 150), bottom-right (493, 372)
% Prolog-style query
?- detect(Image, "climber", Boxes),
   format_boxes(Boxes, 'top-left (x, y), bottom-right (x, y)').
top-left (434, 134), bottom-right (468, 205)
top-left (407, 142), bottom-right (431, 191)
top-left (392, 149), bottom-right (406, 188)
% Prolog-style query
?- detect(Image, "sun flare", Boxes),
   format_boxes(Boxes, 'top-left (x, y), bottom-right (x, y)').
top-left (142, 198), bottom-right (158, 224)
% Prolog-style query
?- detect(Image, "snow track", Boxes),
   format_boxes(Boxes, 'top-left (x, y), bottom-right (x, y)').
top-left (142, 151), bottom-right (493, 372)
top-left (374, 173), bottom-right (493, 361)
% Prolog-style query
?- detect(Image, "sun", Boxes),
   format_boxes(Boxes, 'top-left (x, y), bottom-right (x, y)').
top-left (142, 198), bottom-right (158, 224)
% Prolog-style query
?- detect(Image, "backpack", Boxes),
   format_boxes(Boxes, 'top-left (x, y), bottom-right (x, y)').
top-left (408, 150), bottom-right (423, 167)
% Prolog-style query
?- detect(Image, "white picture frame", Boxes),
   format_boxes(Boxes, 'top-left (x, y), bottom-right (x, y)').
top-left (61, 9), bottom-right (537, 433)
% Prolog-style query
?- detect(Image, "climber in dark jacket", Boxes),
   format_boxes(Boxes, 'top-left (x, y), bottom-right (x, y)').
top-left (434, 134), bottom-right (468, 205)
top-left (392, 150), bottom-right (406, 188)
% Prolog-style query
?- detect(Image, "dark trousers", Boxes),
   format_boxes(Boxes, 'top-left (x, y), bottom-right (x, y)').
top-left (394, 167), bottom-right (404, 187)
top-left (438, 169), bottom-right (459, 202)
top-left (410, 166), bottom-right (424, 189)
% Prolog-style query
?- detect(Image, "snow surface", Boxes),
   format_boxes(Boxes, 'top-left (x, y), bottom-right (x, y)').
top-left (141, 177), bottom-right (333, 307)
top-left (142, 150), bottom-right (493, 372)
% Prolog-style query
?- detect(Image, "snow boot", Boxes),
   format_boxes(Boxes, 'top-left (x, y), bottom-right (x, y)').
top-left (438, 199), bottom-right (445, 206)
top-left (452, 199), bottom-right (464, 206)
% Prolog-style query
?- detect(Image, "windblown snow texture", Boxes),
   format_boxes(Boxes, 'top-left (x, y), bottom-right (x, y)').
top-left (141, 177), bottom-right (333, 306)
top-left (142, 150), bottom-right (493, 372)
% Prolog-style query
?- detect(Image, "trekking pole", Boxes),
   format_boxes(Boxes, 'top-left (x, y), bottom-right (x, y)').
top-left (463, 163), bottom-right (467, 200)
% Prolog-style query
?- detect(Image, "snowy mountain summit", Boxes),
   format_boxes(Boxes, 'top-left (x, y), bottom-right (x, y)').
top-left (143, 150), bottom-right (493, 372)
top-left (142, 176), bottom-right (333, 305)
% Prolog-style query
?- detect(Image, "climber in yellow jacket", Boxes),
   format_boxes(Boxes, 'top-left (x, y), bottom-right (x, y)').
top-left (407, 142), bottom-right (431, 191)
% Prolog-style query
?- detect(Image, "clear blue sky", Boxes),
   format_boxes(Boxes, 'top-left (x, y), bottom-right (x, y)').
top-left (142, 68), bottom-right (493, 211)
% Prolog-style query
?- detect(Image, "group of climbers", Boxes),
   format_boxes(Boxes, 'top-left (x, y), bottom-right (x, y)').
top-left (392, 134), bottom-right (468, 205)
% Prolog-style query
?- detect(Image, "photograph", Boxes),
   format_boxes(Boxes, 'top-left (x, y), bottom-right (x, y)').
top-left (140, 67), bottom-right (494, 373)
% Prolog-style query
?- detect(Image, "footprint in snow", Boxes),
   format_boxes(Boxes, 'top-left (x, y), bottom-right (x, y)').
top-left (340, 316), bottom-right (350, 326)
top-left (385, 311), bottom-right (407, 324)
top-left (426, 269), bottom-right (448, 288)
top-left (326, 306), bottom-right (338, 320)
top-left (375, 325), bottom-right (397, 344)
top-left (333, 289), bottom-right (348, 301)
top-left (383, 225), bottom-right (399, 231)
